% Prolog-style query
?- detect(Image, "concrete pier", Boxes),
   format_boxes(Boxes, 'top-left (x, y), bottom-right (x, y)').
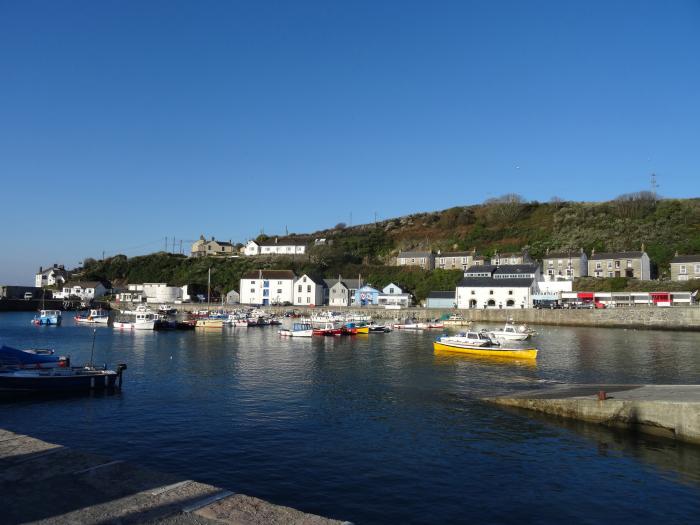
top-left (484, 384), bottom-right (700, 445)
top-left (0, 428), bottom-right (347, 525)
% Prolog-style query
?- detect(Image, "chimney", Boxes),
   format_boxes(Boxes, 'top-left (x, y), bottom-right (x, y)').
top-left (591, 248), bottom-right (596, 256)
top-left (211, 236), bottom-right (214, 241)
top-left (53, 263), bottom-right (58, 268)
top-left (641, 243), bottom-right (646, 252)
top-left (275, 237), bottom-right (278, 244)
top-left (39, 266), bottom-right (43, 273)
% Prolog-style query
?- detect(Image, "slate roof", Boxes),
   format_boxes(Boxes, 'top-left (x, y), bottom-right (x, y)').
top-left (464, 264), bottom-right (497, 274)
top-left (671, 255), bottom-right (700, 264)
top-left (494, 264), bottom-right (539, 275)
top-left (397, 251), bottom-right (434, 258)
top-left (324, 278), bottom-right (362, 289)
top-left (437, 251), bottom-right (475, 258)
top-left (542, 250), bottom-right (583, 259)
top-left (296, 274), bottom-right (326, 285)
top-left (65, 281), bottom-right (106, 289)
top-left (242, 270), bottom-right (296, 280)
top-left (427, 290), bottom-right (456, 299)
top-left (258, 237), bottom-right (307, 247)
top-left (590, 251), bottom-right (644, 260)
top-left (458, 277), bottom-right (535, 288)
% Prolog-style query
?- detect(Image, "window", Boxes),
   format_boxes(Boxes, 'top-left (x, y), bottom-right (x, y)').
top-left (277, 281), bottom-right (282, 285)
top-left (695, 264), bottom-right (700, 274)
top-left (680, 265), bottom-right (687, 274)
top-left (607, 261), bottom-right (613, 269)
top-left (508, 290), bottom-right (513, 295)
top-left (303, 277), bottom-right (307, 282)
top-left (627, 260), bottom-right (632, 268)
top-left (608, 272), bottom-right (613, 277)
top-left (307, 285), bottom-right (311, 292)
top-left (596, 262), bottom-right (602, 270)
top-left (298, 285), bottom-right (302, 292)
top-left (389, 287), bottom-right (394, 294)
top-left (470, 290), bottom-right (475, 295)
top-left (489, 290), bottom-right (494, 295)
top-left (548, 269), bottom-right (554, 276)
top-left (679, 275), bottom-right (688, 281)
top-left (251, 280), bottom-right (256, 285)
top-left (615, 260), bottom-right (620, 269)
top-left (277, 289), bottom-right (282, 294)
top-left (263, 289), bottom-right (269, 296)
top-left (306, 297), bottom-right (310, 303)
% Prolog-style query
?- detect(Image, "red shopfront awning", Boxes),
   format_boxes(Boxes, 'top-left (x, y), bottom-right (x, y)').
top-left (577, 292), bottom-right (594, 300)
top-left (650, 292), bottom-right (670, 303)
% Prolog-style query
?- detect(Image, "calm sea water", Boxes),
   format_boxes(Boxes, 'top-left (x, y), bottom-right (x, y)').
top-left (2, 312), bottom-right (700, 524)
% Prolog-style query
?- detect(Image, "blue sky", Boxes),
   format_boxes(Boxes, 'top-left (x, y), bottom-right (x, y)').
top-left (1, 1), bottom-right (699, 284)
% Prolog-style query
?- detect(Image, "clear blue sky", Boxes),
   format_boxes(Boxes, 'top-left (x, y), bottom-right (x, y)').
top-left (2, 1), bottom-right (699, 284)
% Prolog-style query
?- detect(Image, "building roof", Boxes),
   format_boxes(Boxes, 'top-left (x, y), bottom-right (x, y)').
top-left (464, 264), bottom-right (497, 274)
top-left (259, 237), bottom-right (306, 247)
top-left (437, 251), bottom-right (474, 258)
top-left (65, 281), bottom-right (105, 289)
top-left (671, 255), bottom-right (700, 264)
top-left (324, 278), bottom-right (362, 289)
top-left (295, 274), bottom-right (326, 285)
top-left (397, 251), bottom-right (434, 258)
top-left (427, 290), bottom-right (456, 299)
top-left (542, 250), bottom-right (583, 259)
top-left (590, 251), bottom-right (644, 260)
top-left (241, 270), bottom-right (296, 280)
top-left (494, 264), bottom-right (539, 275)
top-left (458, 277), bottom-right (535, 288)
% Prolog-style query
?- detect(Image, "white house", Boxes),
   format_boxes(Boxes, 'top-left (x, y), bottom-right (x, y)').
top-left (35, 264), bottom-right (68, 288)
top-left (240, 270), bottom-right (296, 305)
top-left (62, 281), bottom-right (107, 301)
top-left (294, 274), bottom-right (325, 306)
top-left (244, 238), bottom-right (307, 256)
top-left (457, 264), bottom-right (540, 309)
top-left (377, 283), bottom-right (412, 307)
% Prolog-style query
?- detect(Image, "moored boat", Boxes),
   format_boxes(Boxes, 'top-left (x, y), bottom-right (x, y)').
top-left (0, 345), bottom-right (69, 369)
top-left (443, 314), bottom-right (471, 327)
top-left (0, 364), bottom-right (127, 394)
top-left (433, 335), bottom-right (538, 359)
top-left (279, 322), bottom-right (313, 337)
top-left (486, 321), bottom-right (535, 341)
top-left (113, 312), bottom-right (156, 330)
top-left (32, 310), bottom-right (63, 326)
top-left (312, 321), bottom-right (342, 336)
top-left (75, 309), bottom-right (110, 324)
top-left (195, 318), bottom-right (224, 328)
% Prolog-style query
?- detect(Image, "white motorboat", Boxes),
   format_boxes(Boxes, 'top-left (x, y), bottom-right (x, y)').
top-left (486, 321), bottom-right (534, 341)
top-left (279, 322), bottom-right (313, 337)
top-left (113, 312), bottom-right (156, 330)
top-left (443, 314), bottom-right (471, 327)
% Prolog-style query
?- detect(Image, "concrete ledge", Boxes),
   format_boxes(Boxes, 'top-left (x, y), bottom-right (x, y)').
top-left (483, 384), bottom-right (700, 445)
top-left (0, 429), bottom-right (346, 525)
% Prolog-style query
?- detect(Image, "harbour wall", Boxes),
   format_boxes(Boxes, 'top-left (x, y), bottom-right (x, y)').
top-left (103, 302), bottom-right (700, 331)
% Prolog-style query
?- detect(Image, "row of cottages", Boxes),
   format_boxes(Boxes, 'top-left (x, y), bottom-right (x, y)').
top-left (239, 270), bottom-right (412, 307)
top-left (54, 281), bottom-right (108, 301)
top-left (669, 254), bottom-right (700, 281)
top-left (244, 237), bottom-right (306, 256)
top-left (456, 264), bottom-right (540, 309)
top-left (191, 235), bottom-right (236, 257)
top-left (397, 250), bottom-right (533, 272)
top-left (588, 250), bottom-right (650, 280)
top-left (35, 264), bottom-right (68, 288)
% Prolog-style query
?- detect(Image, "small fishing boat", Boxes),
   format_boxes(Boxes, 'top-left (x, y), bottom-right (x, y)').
top-left (195, 318), bottom-right (224, 328)
top-left (344, 322), bottom-right (369, 334)
top-left (0, 345), bottom-right (69, 369)
top-left (32, 310), bottom-right (63, 326)
top-left (154, 319), bottom-right (196, 330)
top-left (368, 323), bottom-right (392, 333)
top-left (158, 304), bottom-right (177, 315)
top-left (392, 319), bottom-right (422, 330)
top-left (113, 312), bottom-right (156, 330)
top-left (312, 322), bottom-right (342, 336)
top-left (486, 321), bottom-right (534, 341)
top-left (279, 322), bottom-right (313, 337)
top-left (443, 314), bottom-right (471, 327)
top-left (0, 364), bottom-right (127, 393)
top-left (433, 334), bottom-right (538, 359)
top-left (74, 309), bottom-right (110, 324)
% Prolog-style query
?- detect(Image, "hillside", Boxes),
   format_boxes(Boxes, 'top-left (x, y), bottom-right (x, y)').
top-left (79, 195), bottom-right (700, 300)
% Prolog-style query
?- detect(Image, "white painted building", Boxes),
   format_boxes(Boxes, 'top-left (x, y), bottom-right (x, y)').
top-left (35, 265), bottom-right (68, 288)
top-left (61, 281), bottom-right (107, 301)
top-left (240, 270), bottom-right (296, 305)
top-left (244, 238), bottom-right (306, 256)
top-left (143, 283), bottom-right (183, 303)
top-left (456, 277), bottom-right (537, 309)
top-left (294, 274), bottom-right (325, 306)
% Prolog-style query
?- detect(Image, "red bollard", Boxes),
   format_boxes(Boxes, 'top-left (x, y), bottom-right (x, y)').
top-left (598, 390), bottom-right (607, 401)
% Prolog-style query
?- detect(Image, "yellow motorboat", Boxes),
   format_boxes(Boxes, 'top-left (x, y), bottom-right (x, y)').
top-left (355, 325), bottom-right (369, 334)
top-left (433, 339), bottom-right (538, 360)
top-left (195, 319), bottom-right (224, 329)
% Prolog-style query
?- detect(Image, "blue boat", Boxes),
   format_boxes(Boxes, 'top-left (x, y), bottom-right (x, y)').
top-left (0, 345), bottom-right (69, 369)
top-left (0, 364), bottom-right (127, 393)
top-left (32, 310), bottom-right (63, 326)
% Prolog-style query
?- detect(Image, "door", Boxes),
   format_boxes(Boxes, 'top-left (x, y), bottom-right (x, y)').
top-left (262, 299), bottom-right (269, 306)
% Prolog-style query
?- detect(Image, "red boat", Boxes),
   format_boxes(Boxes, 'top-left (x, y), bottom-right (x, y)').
top-left (312, 322), bottom-right (342, 336)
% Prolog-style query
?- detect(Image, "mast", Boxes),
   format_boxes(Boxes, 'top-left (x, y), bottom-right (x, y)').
top-left (207, 267), bottom-right (211, 311)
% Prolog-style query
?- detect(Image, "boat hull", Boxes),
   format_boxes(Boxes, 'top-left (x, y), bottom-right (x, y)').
top-left (0, 370), bottom-right (120, 393)
top-left (196, 319), bottom-right (224, 328)
top-left (279, 329), bottom-right (313, 337)
top-left (433, 341), bottom-right (538, 359)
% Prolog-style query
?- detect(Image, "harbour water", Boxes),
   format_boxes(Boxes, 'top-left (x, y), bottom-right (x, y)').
top-left (2, 312), bottom-right (700, 524)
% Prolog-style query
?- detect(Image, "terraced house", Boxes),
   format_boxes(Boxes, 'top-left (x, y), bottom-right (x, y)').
top-left (190, 235), bottom-right (235, 257)
top-left (541, 249), bottom-right (588, 280)
top-left (435, 251), bottom-right (484, 271)
top-left (670, 254), bottom-right (700, 281)
top-left (395, 251), bottom-right (435, 270)
top-left (588, 250), bottom-right (650, 280)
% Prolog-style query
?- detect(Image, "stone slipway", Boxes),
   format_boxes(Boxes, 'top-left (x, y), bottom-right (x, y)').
top-left (0, 428), bottom-right (349, 525)
top-left (483, 384), bottom-right (700, 445)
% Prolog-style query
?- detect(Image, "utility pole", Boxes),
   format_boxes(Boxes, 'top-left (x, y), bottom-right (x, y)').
top-left (172, 236), bottom-right (175, 254)
top-left (179, 240), bottom-right (183, 254)
top-left (650, 173), bottom-right (659, 199)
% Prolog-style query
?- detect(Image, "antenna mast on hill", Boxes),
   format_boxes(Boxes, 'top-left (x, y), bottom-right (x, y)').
top-left (650, 173), bottom-right (659, 199)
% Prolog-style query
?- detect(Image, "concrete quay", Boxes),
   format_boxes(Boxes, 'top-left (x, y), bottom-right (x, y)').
top-left (484, 384), bottom-right (700, 445)
top-left (0, 428), bottom-right (347, 525)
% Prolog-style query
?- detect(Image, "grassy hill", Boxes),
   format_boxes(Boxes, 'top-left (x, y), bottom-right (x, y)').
top-left (79, 194), bottom-right (700, 300)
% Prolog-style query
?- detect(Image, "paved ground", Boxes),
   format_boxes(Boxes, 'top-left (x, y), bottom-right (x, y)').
top-left (0, 429), bottom-right (348, 525)
top-left (484, 384), bottom-right (700, 445)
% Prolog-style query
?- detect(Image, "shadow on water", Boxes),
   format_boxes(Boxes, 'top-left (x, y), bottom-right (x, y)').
top-left (497, 405), bottom-right (700, 487)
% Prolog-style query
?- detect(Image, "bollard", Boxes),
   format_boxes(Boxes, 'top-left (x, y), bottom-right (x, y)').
top-left (598, 390), bottom-right (607, 401)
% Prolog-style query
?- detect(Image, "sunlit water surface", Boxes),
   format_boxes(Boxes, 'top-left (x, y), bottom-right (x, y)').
top-left (2, 312), bottom-right (700, 524)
